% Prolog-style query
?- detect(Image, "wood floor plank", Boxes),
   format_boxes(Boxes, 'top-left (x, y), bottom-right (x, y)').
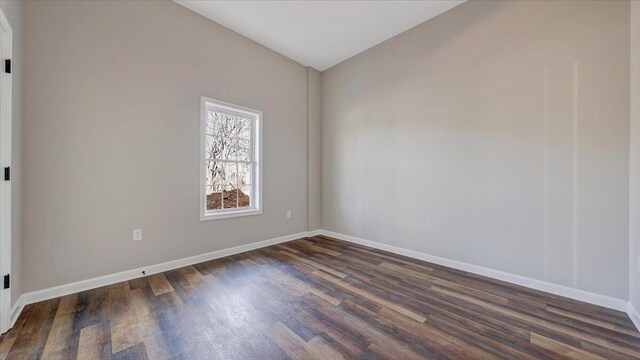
top-left (126, 287), bottom-right (172, 359)
top-left (547, 305), bottom-right (640, 338)
top-left (77, 323), bottom-right (112, 360)
top-left (6, 300), bottom-right (59, 359)
top-left (146, 274), bottom-right (174, 296)
top-left (341, 299), bottom-right (500, 359)
top-left (266, 322), bottom-right (316, 359)
top-left (299, 293), bottom-right (426, 360)
top-left (0, 335), bottom-right (15, 360)
top-left (305, 336), bottom-right (346, 359)
top-left (41, 293), bottom-right (80, 359)
top-left (312, 269), bottom-right (428, 322)
top-left (432, 285), bottom-right (640, 358)
top-left (108, 283), bottom-right (143, 355)
top-left (530, 333), bottom-right (606, 360)
top-left (278, 250), bottom-right (348, 278)
top-left (291, 239), bottom-right (342, 257)
top-left (111, 343), bottom-right (148, 360)
top-left (2, 235), bottom-right (638, 359)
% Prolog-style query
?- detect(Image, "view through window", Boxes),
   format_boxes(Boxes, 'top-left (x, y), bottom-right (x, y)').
top-left (201, 98), bottom-right (261, 219)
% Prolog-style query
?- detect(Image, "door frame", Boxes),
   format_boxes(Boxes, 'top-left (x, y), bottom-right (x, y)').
top-left (0, 8), bottom-right (12, 334)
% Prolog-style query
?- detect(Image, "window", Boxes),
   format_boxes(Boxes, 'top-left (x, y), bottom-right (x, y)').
top-left (200, 97), bottom-right (262, 220)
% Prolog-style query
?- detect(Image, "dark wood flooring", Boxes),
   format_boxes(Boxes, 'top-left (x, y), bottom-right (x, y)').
top-left (1, 235), bottom-right (639, 359)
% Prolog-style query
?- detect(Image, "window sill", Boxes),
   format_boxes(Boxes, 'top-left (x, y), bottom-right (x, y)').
top-left (200, 208), bottom-right (262, 221)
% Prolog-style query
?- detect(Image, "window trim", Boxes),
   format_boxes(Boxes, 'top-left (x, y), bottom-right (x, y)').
top-left (200, 96), bottom-right (263, 221)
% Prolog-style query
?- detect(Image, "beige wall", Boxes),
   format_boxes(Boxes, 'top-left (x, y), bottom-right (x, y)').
top-left (631, 0), bottom-right (640, 310)
top-left (19, 0), bottom-right (635, 303)
top-left (22, 0), bottom-right (309, 292)
top-left (0, 0), bottom-right (22, 307)
top-left (322, 0), bottom-right (630, 299)
top-left (307, 68), bottom-right (322, 231)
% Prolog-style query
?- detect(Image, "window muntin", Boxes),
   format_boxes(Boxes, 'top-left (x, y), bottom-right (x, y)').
top-left (200, 98), bottom-right (261, 220)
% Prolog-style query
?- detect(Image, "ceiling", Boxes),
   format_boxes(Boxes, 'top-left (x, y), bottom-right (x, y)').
top-left (175, 1), bottom-right (465, 71)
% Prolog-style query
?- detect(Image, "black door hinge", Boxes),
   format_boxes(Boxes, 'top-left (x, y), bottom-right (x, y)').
top-left (4, 167), bottom-right (9, 181)
top-left (3, 274), bottom-right (9, 289)
top-left (4, 59), bottom-right (10, 74)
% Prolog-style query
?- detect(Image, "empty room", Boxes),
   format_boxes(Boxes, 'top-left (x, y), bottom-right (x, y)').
top-left (0, 0), bottom-right (639, 358)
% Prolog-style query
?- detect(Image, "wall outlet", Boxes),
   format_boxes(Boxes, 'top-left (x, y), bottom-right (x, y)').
top-left (133, 229), bottom-right (142, 241)
top-left (286, 211), bottom-right (292, 219)
top-left (637, 257), bottom-right (640, 273)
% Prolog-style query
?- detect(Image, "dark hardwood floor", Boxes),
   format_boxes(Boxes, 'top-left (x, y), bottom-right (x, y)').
top-left (1, 235), bottom-right (639, 359)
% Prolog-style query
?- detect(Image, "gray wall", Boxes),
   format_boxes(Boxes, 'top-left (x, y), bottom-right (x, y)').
top-left (22, 0), bottom-right (309, 292)
top-left (631, 0), bottom-right (640, 310)
top-left (307, 68), bottom-right (322, 231)
top-left (0, 0), bottom-right (22, 307)
top-left (322, 0), bottom-right (630, 299)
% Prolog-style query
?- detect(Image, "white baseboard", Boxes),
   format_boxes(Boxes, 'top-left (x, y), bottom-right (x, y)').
top-left (17, 231), bottom-right (308, 314)
top-left (315, 229), bottom-right (630, 313)
top-left (628, 303), bottom-right (640, 332)
top-left (307, 229), bottom-right (322, 237)
top-left (9, 296), bottom-right (23, 328)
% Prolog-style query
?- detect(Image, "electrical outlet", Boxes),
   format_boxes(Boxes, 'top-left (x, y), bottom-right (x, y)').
top-left (286, 211), bottom-right (292, 219)
top-left (133, 229), bottom-right (142, 241)
top-left (637, 257), bottom-right (640, 273)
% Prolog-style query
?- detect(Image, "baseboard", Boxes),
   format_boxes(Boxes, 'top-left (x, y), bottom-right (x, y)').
top-left (316, 229), bottom-right (629, 313)
top-left (19, 231), bottom-right (308, 309)
top-left (307, 229), bottom-right (322, 237)
top-left (628, 303), bottom-right (640, 332)
top-left (9, 296), bottom-right (24, 328)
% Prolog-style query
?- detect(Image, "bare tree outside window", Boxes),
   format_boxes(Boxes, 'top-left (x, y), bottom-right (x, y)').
top-left (205, 110), bottom-right (253, 210)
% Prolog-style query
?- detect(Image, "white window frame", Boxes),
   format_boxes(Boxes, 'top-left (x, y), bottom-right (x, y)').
top-left (200, 97), bottom-right (262, 221)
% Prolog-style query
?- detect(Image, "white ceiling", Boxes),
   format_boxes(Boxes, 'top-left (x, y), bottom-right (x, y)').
top-left (175, 1), bottom-right (465, 71)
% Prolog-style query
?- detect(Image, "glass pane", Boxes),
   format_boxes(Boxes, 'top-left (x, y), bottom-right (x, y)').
top-left (237, 139), bottom-right (250, 161)
top-left (221, 113), bottom-right (236, 139)
top-left (206, 110), bottom-right (222, 135)
top-left (206, 161), bottom-right (225, 191)
top-left (215, 137), bottom-right (234, 161)
top-left (238, 185), bottom-right (252, 208)
top-left (238, 163), bottom-right (252, 186)
top-left (236, 117), bottom-right (251, 140)
top-left (222, 162), bottom-right (237, 187)
top-left (206, 135), bottom-right (224, 161)
top-left (206, 161), bottom-right (213, 186)
top-left (206, 187), bottom-right (222, 210)
top-left (209, 111), bottom-right (252, 139)
top-left (228, 116), bottom-right (239, 139)
top-left (222, 184), bottom-right (238, 209)
top-left (225, 139), bottom-right (238, 161)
